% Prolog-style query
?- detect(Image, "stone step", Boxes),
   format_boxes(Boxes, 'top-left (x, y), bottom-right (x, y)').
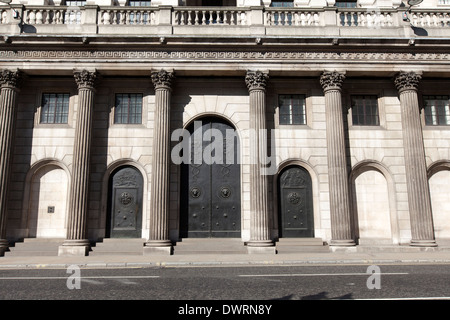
top-left (5, 238), bottom-right (65, 256)
top-left (174, 238), bottom-right (247, 255)
top-left (90, 238), bottom-right (145, 256)
top-left (275, 238), bottom-right (330, 254)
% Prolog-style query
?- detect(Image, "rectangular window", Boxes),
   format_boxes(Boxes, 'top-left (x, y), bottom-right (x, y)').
top-left (114, 93), bottom-right (143, 124)
top-left (40, 93), bottom-right (70, 124)
top-left (351, 95), bottom-right (380, 126)
top-left (439, 0), bottom-right (450, 4)
top-left (423, 95), bottom-right (450, 126)
top-left (271, 1), bottom-right (294, 7)
top-left (128, 0), bottom-right (151, 6)
top-left (65, 0), bottom-right (86, 6)
top-left (279, 94), bottom-right (306, 125)
top-left (335, 0), bottom-right (357, 8)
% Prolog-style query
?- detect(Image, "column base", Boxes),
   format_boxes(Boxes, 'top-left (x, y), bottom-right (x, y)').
top-left (246, 240), bottom-right (276, 254)
top-left (329, 239), bottom-right (356, 247)
top-left (410, 239), bottom-right (438, 247)
top-left (143, 240), bottom-right (173, 255)
top-left (58, 239), bottom-right (90, 256)
top-left (0, 239), bottom-right (9, 257)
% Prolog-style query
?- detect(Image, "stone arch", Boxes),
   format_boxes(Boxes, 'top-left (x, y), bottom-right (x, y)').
top-left (350, 160), bottom-right (399, 245)
top-left (274, 159), bottom-right (321, 239)
top-left (428, 160), bottom-right (450, 241)
top-left (21, 159), bottom-right (71, 238)
top-left (99, 159), bottom-right (148, 239)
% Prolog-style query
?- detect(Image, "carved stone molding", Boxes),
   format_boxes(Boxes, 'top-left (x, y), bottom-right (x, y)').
top-left (151, 69), bottom-right (174, 90)
top-left (73, 69), bottom-right (97, 90)
top-left (394, 71), bottom-right (422, 93)
top-left (2, 50), bottom-right (450, 63)
top-left (0, 69), bottom-right (21, 89)
top-left (245, 70), bottom-right (269, 91)
top-left (320, 71), bottom-right (345, 92)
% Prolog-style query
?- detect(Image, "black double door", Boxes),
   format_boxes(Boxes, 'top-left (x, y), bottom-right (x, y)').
top-left (107, 166), bottom-right (143, 238)
top-left (278, 166), bottom-right (314, 238)
top-left (181, 118), bottom-right (241, 238)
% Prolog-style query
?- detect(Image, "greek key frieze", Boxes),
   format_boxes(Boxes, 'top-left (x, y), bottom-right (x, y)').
top-left (1, 50), bottom-right (449, 63)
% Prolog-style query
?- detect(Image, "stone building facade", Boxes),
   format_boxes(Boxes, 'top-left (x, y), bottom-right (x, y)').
top-left (0, 0), bottom-right (449, 256)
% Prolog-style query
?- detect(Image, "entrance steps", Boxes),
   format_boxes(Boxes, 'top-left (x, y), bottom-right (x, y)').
top-left (5, 238), bottom-right (64, 257)
top-left (174, 238), bottom-right (247, 255)
top-left (275, 238), bottom-right (330, 254)
top-left (90, 239), bottom-right (145, 256)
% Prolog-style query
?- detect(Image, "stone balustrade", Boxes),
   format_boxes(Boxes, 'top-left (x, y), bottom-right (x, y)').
top-left (173, 7), bottom-right (248, 26)
top-left (265, 8), bottom-right (320, 26)
top-left (0, 5), bottom-right (449, 36)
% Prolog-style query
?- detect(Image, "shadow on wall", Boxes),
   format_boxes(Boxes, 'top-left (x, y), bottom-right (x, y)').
top-left (411, 25), bottom-right (428, 37)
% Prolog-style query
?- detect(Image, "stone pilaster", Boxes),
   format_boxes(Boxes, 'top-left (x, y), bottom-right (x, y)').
top-left (245, 71), bottom-right (275, 254)
top-left (0, 69), bottom-right (21, 256)
top-left (394, 71), bottom-right (437, 247)
top-left (58, 69), bottom-right (97, 256)
top-left (320, 71), bottom-right (355, 247)
top-left (144, 69), bottom-right (174, 255)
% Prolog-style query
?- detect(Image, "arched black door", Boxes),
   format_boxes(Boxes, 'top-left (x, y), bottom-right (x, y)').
top-left (107, 166), bottom-right (143, 238)
top-left (278, 166), bottom-right (314, 238)
top-left (180, 117), bottom-right (241, 238)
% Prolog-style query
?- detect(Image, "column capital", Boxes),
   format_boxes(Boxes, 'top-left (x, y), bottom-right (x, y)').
top-left (245, 70), bottom-right (269, 91)
top-left (0, 69), bottom-right (21, 90)
top-left (394, 71), bottom-right (421, 93)
top-left (320, 71), bottom-right (345, 92)
top-left (73, 69), bottom-right (98, 90)
top-left (151, 69), bottom-right (175, 90)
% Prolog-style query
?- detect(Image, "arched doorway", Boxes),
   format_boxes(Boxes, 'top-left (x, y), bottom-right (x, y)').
top-left (107, 166), bottom-right (143, 238)
top-left (180, 117), bottom-right (241, 238)
top-left (429, 168), bottom-right (450, 239)
top-left (278, 165), bottom-right (314, 238)
top-left (27, 165), bottom-right (69, 238)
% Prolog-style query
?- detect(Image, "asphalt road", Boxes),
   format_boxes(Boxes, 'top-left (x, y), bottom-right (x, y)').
top-left (0, 264), bottom-right (448, 305)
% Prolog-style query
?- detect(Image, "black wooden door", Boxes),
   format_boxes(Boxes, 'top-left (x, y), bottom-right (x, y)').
top-left (181, 118), bottom-right (241, 238)
top-left (278, 166), bottom-right (314, 238)
top-left (108, 166), bottom-right (143, 238)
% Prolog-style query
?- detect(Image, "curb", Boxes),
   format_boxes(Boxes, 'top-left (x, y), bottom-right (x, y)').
top-left (1, 258), bottom-right (450, 269)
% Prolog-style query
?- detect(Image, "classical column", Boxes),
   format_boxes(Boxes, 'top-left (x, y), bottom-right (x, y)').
top-left (58, 69), bottom-right (97, 256)
top-left (394, 71), bottom-right (437, 247)
top-left (245, 71), bottom-right (275, 254)
top-left (144, 69), bottom-right (174, 255)
top-left (0, 69), bottom-right (21, 256)
top-left (320, 71), bottom-right (355, 247)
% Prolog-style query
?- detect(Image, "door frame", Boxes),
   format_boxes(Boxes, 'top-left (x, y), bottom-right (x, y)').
top-left (179, 116), bottom-right (242, 238)
top-left (276, 162), bottom-right (316, 238)
top-left (106, 165), bottom-right (144, 238)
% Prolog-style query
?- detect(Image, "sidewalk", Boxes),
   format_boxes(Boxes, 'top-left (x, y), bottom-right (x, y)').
top-left (1, 248), bottom-right (450, 269)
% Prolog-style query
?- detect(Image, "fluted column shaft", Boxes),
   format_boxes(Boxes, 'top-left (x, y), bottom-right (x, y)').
top-left (395, 72), bottom-right (436, 247)
top-left (245, 71), bottom-right (273, 249)
top-left (320, 71), bottom-right (355, 246)
top-left (144, 70), bottom-right (174, 254)
top-left (0, 69), bottom-right (20, 256)
top-left (59, 70), bottom-right (97, 256)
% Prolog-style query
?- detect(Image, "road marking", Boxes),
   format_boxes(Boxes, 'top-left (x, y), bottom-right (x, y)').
top-left (238, 272), bottom-right (409, 277)
top-left (0, 275), bottom-right (160, 280)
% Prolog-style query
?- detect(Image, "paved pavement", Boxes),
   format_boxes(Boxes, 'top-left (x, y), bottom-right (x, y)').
top-left (1, 247), bottom-right (450, 269)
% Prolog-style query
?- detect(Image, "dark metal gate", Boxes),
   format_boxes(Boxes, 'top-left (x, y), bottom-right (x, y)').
top-left (180, 118), bottom-right (241, 238)
top-left (278, 166), bottom-right (314, 238)
top-left (108, 166), bottom-right (143, 238)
